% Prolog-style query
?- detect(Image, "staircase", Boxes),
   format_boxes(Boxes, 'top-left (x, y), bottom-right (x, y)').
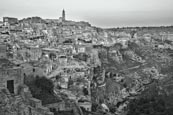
top-left (15, 95), bottom-right (23, 103)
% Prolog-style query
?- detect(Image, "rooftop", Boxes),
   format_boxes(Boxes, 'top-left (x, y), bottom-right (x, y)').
top-left (0, 58), bottom-right (17, 69)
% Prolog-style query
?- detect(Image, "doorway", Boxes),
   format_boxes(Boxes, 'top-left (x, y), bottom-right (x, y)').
top-left (7, 80), bottom-right (14, 94)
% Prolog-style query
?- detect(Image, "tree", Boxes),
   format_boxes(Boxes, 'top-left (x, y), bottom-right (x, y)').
top-left (25, 76), bottom-right (59, 105)
top-left (35, 76), bottom-right (54, 94)
top-left (127, 83), bottom-right (173, 115)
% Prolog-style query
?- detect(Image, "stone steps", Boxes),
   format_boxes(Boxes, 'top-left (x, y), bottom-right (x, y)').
top-left (15, 95), bottom-right (23, 103)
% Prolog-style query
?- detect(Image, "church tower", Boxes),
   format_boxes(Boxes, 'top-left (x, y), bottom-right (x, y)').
top-left (62, 9), bottom-right (65, 21)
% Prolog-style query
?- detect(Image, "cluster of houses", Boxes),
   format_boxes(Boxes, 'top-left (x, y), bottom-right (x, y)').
top-left (1, 9), bottom-right (173, 115)
top-left (0, 10), bottom-right (102, 115)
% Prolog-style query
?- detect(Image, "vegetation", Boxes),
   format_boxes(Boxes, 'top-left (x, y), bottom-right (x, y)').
top-left (127, 83), bottom-right (173, 115)
top-left (25, 76), bottom-right (60, 105)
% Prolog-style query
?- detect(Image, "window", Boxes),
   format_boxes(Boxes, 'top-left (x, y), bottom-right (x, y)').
top-left (33, 68), bottom-right (35, 72)
top-left (50, 108), bottom-right (56, 112)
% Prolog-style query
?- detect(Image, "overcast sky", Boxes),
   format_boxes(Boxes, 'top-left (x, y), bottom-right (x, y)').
top-left (0, 0), bottom-right (173, 27)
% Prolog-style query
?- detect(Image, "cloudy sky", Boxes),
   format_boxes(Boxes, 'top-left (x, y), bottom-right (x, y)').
top-left (0, 0), bottom-right (173, 27)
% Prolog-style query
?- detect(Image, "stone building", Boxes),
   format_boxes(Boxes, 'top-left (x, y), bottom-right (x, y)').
top-left (45, 101), bottom-right (66, 112)
top-left (3, 17), bottom-right (18, 26)
top-left (45, 100), bottom-right (74, 113)
top-left (0, 58), bottom-right (54, 115)
top-left (78, 101), bottom-right (92, 111)
top-left (0, 43), bottom-right (7, 59)
top-left (0, 59), bottom-right (23, 94)
top-left (0, 85), bottom-right (54, 115)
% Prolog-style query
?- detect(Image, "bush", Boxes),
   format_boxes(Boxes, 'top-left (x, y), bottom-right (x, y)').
top-left (26, 76), bottom-right (59, 105)
top-left (35, 76), bottom-right (54, 94)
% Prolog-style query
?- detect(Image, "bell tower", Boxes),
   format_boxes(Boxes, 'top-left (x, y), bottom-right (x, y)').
top-left (62, 9), bottom-right (65, 21)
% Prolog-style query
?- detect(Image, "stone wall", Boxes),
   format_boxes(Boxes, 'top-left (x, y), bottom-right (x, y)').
top-left (0, 67), bottom-right (23, 94)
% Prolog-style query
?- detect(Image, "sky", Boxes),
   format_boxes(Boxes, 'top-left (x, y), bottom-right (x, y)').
top-left (0, 0), bottom-right (173, 28)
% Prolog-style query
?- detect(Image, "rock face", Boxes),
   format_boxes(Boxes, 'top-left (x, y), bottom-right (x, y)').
top-left (90, 28), bottom-right (173, 114)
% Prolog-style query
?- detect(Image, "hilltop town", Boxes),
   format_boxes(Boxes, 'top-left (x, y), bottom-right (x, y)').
top-left (0, 10), bottom-right (173, 115)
